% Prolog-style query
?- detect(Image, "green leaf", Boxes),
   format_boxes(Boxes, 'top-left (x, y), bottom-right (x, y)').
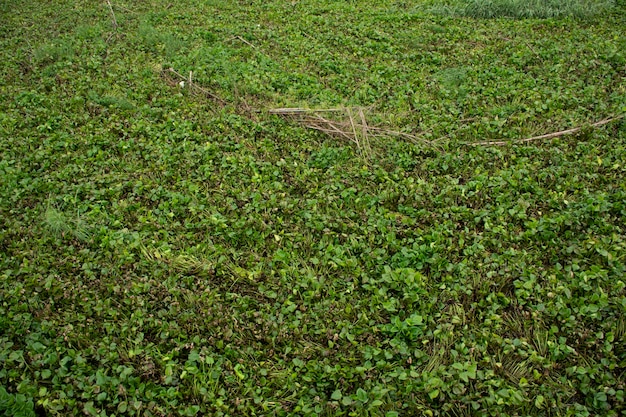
top-left (356, 388), bottom-right (368, 403)
top-left (83, 401), bottom-right (98, 416)
top-left (183, 405), bottom-right (201, 416)
top-left (428, 389), bottom-right (439, 400)
top-left (234, 364), bottom-right (246, 380)
top-left (467, 364), bottom-right (477, 379)
top-left (331, 390), bottom-right (342, 400)
top-left (187, 350), bottom-right (201, 362)
top-left (0, 386), bottom-right (36, 417)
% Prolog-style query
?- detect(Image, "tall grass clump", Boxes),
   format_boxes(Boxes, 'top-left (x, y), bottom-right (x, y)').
top-left (43, 207), bottom-right (92, 242)
top-left (434, 0), bottom-right (616, 19)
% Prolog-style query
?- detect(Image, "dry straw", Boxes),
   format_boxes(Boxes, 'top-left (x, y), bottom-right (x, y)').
top-left (269, 107), bottom-right (433, 159)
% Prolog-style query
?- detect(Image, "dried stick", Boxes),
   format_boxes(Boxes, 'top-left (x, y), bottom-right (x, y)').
top-left (105, 0), bottom-right (118, 30)
top-left (269, 108), bottom-right (343, 114)
top-left (225, 35), bottom-right (261, 51)
top-left (166, 68), bottom-right (226, 105)
top-left (523, 40), bottom-right (542, 62)
top-left (467, 115), bottom-right (624, 146)
top-left (358, 108), bottom-right (372, 159)
top-left (236, 35), bottom-right (258, 50)
top-left (347, 108), bottom-right (360, 148)
top-left (358, 107), bottom-right (369, 142)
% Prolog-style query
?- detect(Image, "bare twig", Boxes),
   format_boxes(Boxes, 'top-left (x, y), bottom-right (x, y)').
top-left (269, 107), bottom-right (343, 114)
top-left (358, 107), bottom-right (372, 159)
top-left (458, 116), bottom-right (480, 124)
top-left (237, 35), bottom-right (258, 50)
top-left (358, 107), bottom-right (368, 142)
top-left (105, 0), bottom-right (118, 30)
top-left (346, 108), bottom-right (359, 148)
top-left (226, 35), bottom-right (260, 50)
top-left (164, 68), bottom-right (226, 105)
top-left (523, 40), bottom-right (542, 62)
top-left (467, 115), bottom-right (624, 146)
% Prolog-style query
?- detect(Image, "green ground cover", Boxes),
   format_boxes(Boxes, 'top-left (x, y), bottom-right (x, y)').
top-left (1, 0), bottom-right (625, 415)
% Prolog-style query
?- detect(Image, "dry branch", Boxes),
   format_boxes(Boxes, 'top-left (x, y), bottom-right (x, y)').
top-left (358, 108), bottom-right (368, 142)
top-left (269, 108), bottom-right (343, 114)
top-left (105, 0), bottom-right (118, 30)
top-left (225, 35), bottom-right (268, 56)
top-left (346, 108), bottom-right (359, 148)
top-left (232, 35), bottom-right (258, 50)
top-left (468, 115), bottom-right (624, 146)
top-left (162, 68), bottom-right (226, 105)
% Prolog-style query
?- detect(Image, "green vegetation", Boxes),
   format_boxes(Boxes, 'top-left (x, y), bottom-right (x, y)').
top-left (1, 0), bottom-right (625, 415)
top-left (434, 0), bottom-right (617, 19)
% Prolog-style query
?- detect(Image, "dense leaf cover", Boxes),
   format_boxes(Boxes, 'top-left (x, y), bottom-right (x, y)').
top-left (1, 0), bottom-right (625, 416)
